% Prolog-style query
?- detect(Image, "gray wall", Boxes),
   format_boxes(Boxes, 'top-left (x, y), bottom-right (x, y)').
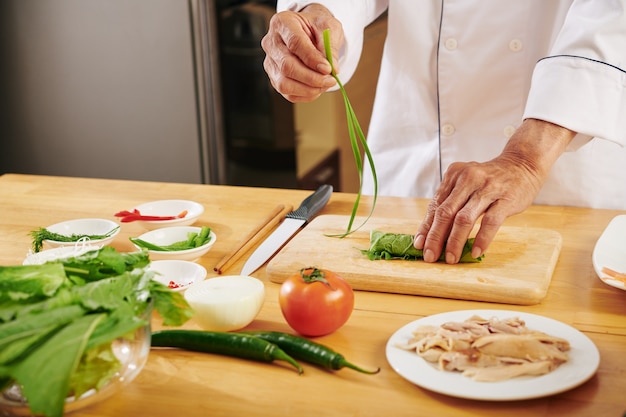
top-left (0, 0), bottom-right (205, 183)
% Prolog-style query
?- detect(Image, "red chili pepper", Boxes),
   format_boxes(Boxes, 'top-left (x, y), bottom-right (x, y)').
top-left (114, 209), bottom-right (188, 222)
top-left (168, 280), bottom-right (181, 289)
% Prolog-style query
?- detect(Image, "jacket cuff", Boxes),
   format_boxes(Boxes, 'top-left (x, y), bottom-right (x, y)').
top-left (524, 55), bottom-right (626, 150)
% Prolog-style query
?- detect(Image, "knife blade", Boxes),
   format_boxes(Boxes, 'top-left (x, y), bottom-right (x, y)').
top-left (240, 184), bottom-right (333, 276)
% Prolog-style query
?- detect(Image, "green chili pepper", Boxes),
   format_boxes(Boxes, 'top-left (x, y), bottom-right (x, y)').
top-left (130, 227), bottom-right (212, 252)
top-left (150, 330), bottom-right (303, 374)
top-left (241, 331), bottom-right (380, 374)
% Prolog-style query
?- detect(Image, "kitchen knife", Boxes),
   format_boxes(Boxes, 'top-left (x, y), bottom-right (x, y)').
top-left (241, 184), bottom-right (333, 276)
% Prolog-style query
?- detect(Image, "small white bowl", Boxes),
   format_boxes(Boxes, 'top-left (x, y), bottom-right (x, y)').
top-left (125, 200), bottom-right (204, 230)
top-left (23, 244), bottom-right (101, 265)
top-left (148, 260), bottom-right (207, 292)
top-left (43, 218), bottom-right (120, 249)
top-left (132, 226), bottom-right (216, 262)
top-left (184, 275), bottom-right (265, 331)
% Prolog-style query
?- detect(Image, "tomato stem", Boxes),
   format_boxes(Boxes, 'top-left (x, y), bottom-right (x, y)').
top-left (299, 267), bottom-right (335, 290)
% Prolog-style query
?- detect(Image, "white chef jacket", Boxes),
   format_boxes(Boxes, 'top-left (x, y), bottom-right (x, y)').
top-left (279, 1), bottom-right (626, 210)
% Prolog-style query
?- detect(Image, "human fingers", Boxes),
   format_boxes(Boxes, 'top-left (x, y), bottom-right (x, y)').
top-left (414, 163), bottom-right (470, 262)
top-left (263, 54), bottom-right (333, 102)
top-left (442, 174), bottom-right (509, 264)
top-left (261, 11), bottom-right (337, 102)
top-left (421, 163), bottom-right (487, 263)
top-left (468, 201), bottom-right (509, 260)
top-left (300, 6), bottom-right (345, 75)
top-left (424, 158), bottom-right (542, 264)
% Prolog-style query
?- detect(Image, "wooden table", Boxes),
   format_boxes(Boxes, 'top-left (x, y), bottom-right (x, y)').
top-left (1, 174), bottom-right (625, 417)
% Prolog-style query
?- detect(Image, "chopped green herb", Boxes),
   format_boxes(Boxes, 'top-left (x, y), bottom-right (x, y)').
top-left (30, 226), bottom-right (120, 253)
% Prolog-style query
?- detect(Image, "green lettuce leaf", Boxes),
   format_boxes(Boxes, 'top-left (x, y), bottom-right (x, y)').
top-left (0, 264), bottom-right (67, 304)
top-left (69, 342), bottom-right (120, 399)
top-left (149, 281), bottom-right (194, 327)
top-left (59, 247), bottom-right (150, 283)
top-left (7, 313), bottom-right (105, 417)
top-left (361, 230), bottom-right (484, 263)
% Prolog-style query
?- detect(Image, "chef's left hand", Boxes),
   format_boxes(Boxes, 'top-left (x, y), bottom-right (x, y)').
top-left (414, 118), bottom-right (576, 264)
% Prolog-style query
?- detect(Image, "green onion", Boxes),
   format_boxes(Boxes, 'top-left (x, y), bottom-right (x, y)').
top-left (323, 28), bottom-right (378, 237)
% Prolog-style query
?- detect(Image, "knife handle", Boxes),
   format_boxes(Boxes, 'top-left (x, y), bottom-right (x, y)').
top-left (288, 184), bottom-right (333, 222)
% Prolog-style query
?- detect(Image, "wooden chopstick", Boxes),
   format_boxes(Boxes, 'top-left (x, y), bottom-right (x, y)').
top-left (214, 203), bottom-right (293, 274)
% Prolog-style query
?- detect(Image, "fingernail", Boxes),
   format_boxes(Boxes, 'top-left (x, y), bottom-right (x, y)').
top-left (445, 252), bottom-right (456, 264)
top-left (317, 62), bottom-right (332, 74)
top-left (322, 76), bottom-right (336, 87)
top-left (424, 249), bottom-right (435, 263)
top-left (471, 246), bottom-right (482, 259)
top-left (414, 234), bottom-right (425, 249)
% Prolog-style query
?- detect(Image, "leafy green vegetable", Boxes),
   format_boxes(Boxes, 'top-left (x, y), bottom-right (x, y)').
top-left (323, 29), bottom-right (377, 237)
top-left (130, 226), bottom-right (212, 252)
top-left (0, 247), bottom-right (193, 417)
top-left (361, 230), bottom-right (484, 263)
top-left (0, 263), bottom-right (67, 304)
top-left (149, 283), bottom-right (196, 327)
top-left (9, 314), bottom-right (105, 417)
top-left (0, 305), bottom-right (85, 364)
top-left (29, 226), bottom-right (120, 253)
top-left (69, 342), bottom-right (119, 399)
top-left (60, 247), bottom-right (150, 284)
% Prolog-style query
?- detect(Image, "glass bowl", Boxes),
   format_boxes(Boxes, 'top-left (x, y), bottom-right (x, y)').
top-left (0, 312), bottom-right (151, 417)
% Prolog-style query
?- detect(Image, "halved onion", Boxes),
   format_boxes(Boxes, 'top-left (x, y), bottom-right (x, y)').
top-left (183, 275), bottom-right (265, 331)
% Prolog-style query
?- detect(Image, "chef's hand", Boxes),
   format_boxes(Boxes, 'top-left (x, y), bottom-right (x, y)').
top-left (414, 118), bottom-right (576, 264)
top-left (261, 4), bottom-right (343, 103)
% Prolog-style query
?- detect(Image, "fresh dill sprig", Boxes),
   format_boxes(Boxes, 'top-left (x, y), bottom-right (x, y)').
top-left (30, 226), bottom-right (120, 253)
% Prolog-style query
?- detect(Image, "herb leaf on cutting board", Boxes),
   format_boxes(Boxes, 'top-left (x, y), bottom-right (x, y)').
top-left (361, 230), bottom-right (484, 263)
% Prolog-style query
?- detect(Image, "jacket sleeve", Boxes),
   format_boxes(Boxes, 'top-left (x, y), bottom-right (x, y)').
top-left (523, 1), bottom-right (626, 148)
top-left (276, 0), bottom-right (387, 84)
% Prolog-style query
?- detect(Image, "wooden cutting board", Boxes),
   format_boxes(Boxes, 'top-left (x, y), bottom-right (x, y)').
top-left (266, 215), bottom-right (562, 305)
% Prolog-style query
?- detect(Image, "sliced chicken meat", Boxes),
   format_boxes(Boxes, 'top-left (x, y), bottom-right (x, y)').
top-left (396, 315), bottom-right (571, 382)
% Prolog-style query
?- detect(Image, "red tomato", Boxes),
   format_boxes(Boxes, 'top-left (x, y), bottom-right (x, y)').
top-left (278, 267), bottom-right (354, 337)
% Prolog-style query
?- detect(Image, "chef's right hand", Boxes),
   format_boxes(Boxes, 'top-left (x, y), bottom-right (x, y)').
top-left (261, 4), bottom-right (343, 103)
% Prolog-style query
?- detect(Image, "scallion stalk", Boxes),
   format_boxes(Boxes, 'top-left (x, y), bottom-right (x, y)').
top-left (323, 29), bottom-right (378, 237)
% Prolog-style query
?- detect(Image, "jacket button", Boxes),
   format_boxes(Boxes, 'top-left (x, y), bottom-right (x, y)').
top-left (503, 125), bottom-right (516, 138)
top-left (444, 38), bottom-right (458, 50)
top-left (509, 39), bottom-right (523, 52)
top-left (441, 124), bottom-right (456, 135)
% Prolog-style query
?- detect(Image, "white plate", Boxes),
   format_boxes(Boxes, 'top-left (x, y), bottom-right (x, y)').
top-left (148, 260), bottom-right (207, 292)
top-left (128, 200), bottom-right (204, 230)
top-left (592, 215), bottom-right (626, 291)
top-left (386, 309), bottom-right (599, 401)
